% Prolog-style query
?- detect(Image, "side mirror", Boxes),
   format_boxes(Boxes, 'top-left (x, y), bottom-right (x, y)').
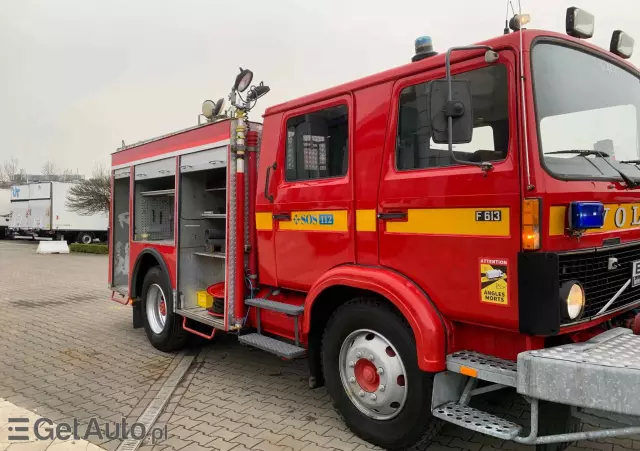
top-left (429, 79), bottom-right (473, 144)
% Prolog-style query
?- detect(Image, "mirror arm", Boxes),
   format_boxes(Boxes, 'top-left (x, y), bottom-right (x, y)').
top-left (445, 45), bottom-right (496, 173)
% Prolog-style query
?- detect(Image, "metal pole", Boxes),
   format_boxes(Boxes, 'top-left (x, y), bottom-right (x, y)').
top-left (234, 108), bottom-right (247, 325)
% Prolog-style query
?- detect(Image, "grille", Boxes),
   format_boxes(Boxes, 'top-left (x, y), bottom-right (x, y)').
top-left (558, 243), bottom-right (640, 321)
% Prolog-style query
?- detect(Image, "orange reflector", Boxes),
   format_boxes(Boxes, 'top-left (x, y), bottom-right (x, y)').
top-left (522, 198), bottom-right (541, 250)
top-left (459, 366), bottom-right (478, 377)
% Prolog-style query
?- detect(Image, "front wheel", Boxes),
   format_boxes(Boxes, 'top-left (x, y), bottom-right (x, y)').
top-left (322, 298), bottom-right (441, 450)
top-left (141, 267), bottom-right (187, 352)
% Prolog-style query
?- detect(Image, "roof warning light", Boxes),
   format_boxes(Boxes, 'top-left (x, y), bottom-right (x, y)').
top-left (412, 36), bottom-right (438, 62)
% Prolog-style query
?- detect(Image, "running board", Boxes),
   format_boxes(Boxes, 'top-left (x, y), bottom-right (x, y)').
top-left (238, 333), bottom-right (306, 359)
top-left (432, 402), bottom-right (522, 440)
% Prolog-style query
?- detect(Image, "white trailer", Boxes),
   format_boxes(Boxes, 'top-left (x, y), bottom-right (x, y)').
top-left (9, 182), bottom-right (108, 243)
top-left (0, 188), bottom-right (10, 237)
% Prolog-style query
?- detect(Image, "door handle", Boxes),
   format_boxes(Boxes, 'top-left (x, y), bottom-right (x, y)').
top-left (264, 162), bottom-right (276, 203)
top-left (273, 213), bottom-right (291, 221)
top-left (377, 211), bottom-right (408, 220)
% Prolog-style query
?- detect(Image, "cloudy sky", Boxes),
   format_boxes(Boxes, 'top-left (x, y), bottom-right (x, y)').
top-left (1, 0), bottom-right (638, 176)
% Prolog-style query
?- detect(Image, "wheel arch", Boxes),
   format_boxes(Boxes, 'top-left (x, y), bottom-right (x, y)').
top-left (304, 264), bottom-right (448, 373)
top-left (130, 248), bottom-right (172, 300)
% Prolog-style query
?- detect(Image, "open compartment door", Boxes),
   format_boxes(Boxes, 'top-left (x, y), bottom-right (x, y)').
top-left (112, 167), bottom-right (131, 295)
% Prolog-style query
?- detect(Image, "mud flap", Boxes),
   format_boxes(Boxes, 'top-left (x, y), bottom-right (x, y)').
top-left (133, 301), bottom-right (143, 329)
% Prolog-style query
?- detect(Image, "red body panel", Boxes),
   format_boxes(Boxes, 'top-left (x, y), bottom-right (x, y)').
top-left (271, 95), bottom-right (356, 291)
top-left (352, 82), bottom-right (392, 265)
top-left (304, 265), bottom-right (447, 372)
top-left (377, 49), bottom-right (521, 332)
top-left (112, 121), bottom-right (231, 167)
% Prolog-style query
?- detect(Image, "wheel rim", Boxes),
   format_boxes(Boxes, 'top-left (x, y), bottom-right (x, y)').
top-left (82, 234), bottom-right (91, 244)
top-left (339, 329), bottom-right (408, 420)
top-left (146, 283), bottom-right (167, 334)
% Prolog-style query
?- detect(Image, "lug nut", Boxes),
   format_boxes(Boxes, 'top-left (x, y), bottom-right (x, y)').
top-left (368, 354), bottom-right (374, 361)
top-left (379, 385), bottom-right (385, 392)
top-left (348, 361), bottom-right (355, 368)
top-left (370, 393), bottom-right (377, 401)
top-left (358, 390), bottom-right (365, 397)
top-left (349, 377), bottom-right (356, 384)
top-left (356, 352), bottom-right (362, 358)
top-left (377, 367), bottom-right (384, 375)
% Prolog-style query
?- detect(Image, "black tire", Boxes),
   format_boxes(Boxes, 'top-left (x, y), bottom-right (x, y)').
top-left (535, 401), bottom-right (582, 451)
top-left (77, 232), bottom-right (93, 244)
top-left (322, 298), bottom-right (441, 450)
top-left (141, 266), bottom-right (187, 352)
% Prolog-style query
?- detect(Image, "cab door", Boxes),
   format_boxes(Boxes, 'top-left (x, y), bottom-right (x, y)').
top-left (377, 51), bottom-right (521, 329)
top-left (271, 97), bottom-right (355, 291)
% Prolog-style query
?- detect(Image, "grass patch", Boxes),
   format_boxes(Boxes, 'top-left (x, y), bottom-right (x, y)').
top-left (69, 243), bottom-right (108, 254)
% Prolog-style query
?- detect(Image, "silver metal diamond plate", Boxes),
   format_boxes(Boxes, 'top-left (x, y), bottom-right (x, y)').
top-left (432, 402), bottom-right (522, 439)
top-left (447, 351), bottom-right (517, 386)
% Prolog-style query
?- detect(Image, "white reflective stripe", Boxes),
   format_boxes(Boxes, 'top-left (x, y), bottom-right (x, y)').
top-left (596, 279), bottom-right (631, 316)
top-left (111, 139), bottom-right (230, 170)
top-left (237, 158), bottom-right (244, 173)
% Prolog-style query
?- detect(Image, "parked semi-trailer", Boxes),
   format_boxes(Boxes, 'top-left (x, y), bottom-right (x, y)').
top-left (10, 182), bottom-right (108, 243)
top-left (0, 188), bottom-right (11, 238)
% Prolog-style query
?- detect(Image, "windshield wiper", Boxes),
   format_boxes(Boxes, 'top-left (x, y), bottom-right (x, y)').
top-left (620, 160), bottom-right (640, 165)
top-left (546, 149), bottom-right (640, 189)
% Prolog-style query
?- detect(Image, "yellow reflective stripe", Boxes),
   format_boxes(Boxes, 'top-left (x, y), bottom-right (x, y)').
top-left (255, 212), bottom-right (273, 231)
top-left (386, 208), bottom-right (510, 237)
top-left (278, 210), bottom-right (348, 232)
top-left (549, 206), bottom-right (566, 236)
top-left (549, 203), bottom-right (640, 236)
top-left (356, 209), bottom-right (377, 232)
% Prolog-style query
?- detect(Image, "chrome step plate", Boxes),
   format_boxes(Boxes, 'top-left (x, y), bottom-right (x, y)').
top-left (447, 351), bottom-right (517, 387)
top-left (245, 298), bottom-right (304, 316)
top-left (239, 333), bottom-right (306, 359)
top-left (176, 307), bottom-right (225, 330)
top-left (432, 402), bottom-right (522, 440)
top-left (518, 328), bottom-right (640, 416)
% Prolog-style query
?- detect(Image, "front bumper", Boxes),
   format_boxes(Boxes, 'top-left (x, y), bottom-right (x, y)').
top-left (435, 328), bottom-right (640, 444)
top-left (518, 327), bottom-right (640, 416)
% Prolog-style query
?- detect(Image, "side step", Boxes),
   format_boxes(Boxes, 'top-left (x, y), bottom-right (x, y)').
top-left (447, 351), bottom-right (517, 387)
top-left (245, 298), bottom-right (304, 315)
top-left (432, 402), bottom-right (522, 440)
top-left (238, 333), bottom-right (306, 359)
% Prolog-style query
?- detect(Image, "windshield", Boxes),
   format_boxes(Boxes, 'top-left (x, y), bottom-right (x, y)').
top-left (532, 42), bottom-right (640, 180)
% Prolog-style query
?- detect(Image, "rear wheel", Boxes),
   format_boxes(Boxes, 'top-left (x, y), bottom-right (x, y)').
top-left (77, 232), bottom-right (93, 244)
top-left (141, 267), bottom-right (187, 352)
top-left (322, 298), bottom-right (441, 450)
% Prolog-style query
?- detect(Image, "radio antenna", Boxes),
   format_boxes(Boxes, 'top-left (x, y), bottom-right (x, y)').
top-left (504, 0), bottom-right (516, 34)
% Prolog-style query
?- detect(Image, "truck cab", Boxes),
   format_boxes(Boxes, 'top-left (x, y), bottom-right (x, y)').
top-left (110, 9), bottom-right (640, 451)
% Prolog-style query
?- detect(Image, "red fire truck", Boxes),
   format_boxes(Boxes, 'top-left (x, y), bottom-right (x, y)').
top-left (109, 8), bottom-right (640, 450)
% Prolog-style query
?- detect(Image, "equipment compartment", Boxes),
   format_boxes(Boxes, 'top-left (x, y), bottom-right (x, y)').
top-left (177, 165), bottom-right (227, 311)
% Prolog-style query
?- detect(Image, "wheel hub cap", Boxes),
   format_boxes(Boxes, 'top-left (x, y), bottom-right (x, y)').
top-left (339, 329), bottom-right (408, 420)
top-left (354, 359), bottom-right (379, 392)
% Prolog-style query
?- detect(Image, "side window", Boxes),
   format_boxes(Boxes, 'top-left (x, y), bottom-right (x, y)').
top-left (285, 104), bottom-right (348, 181)
top-left (396, 65), bottom-right (509, 170)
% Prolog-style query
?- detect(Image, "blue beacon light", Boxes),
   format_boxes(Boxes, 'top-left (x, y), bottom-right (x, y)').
top-left (568, 201), bottom-right (605, 230)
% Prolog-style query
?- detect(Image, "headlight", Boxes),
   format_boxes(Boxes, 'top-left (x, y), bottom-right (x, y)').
top-left (560, 281), bottom-right (585, 320)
